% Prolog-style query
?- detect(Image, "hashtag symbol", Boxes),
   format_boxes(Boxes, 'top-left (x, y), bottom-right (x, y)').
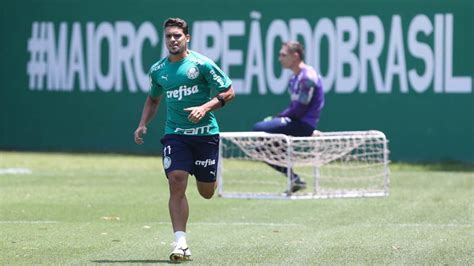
top-left (27, 22), bottom-right (48, 90)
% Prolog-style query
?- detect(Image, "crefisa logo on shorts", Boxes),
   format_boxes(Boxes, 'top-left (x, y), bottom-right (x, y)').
top-left (195, 159), bottom-right (215, 167)
top-left (163, 156), bottom-right (172, 169)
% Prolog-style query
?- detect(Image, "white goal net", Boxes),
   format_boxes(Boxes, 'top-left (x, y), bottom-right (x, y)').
top-left (217, 131), bottom-right (390, 199)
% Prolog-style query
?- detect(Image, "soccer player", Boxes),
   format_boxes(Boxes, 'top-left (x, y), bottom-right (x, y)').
top-left (253, 41), bottom-right (324, 193)
top-left (133, 17), bottom-right (235, 261)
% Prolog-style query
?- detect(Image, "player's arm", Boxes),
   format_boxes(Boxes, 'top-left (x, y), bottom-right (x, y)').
top-left (134, 95), bottom-right (162, 145)
top-left (185, 86), bottom-right (235, 124)
top-left (278, 101), bottom-right (309, 119)
top-left (185, 58), bottom-right (234, 123)
top-left (279, 79), bottom-right (314, 119)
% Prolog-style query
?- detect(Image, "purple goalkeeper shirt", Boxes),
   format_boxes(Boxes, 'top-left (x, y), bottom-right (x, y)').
top-left (278, 65), bottom-right (325, 128)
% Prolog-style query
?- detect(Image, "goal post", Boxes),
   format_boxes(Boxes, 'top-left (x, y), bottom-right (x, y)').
top-left (217, 130), bottom-right (390, 200)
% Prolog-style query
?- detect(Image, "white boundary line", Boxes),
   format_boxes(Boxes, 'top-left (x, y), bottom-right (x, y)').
top-left (0, 221), bottom-right (59, 224)
top-left (154, 221), bottom-right (300, 226)
top-left (0, 168), bottom-right (32, 175)
top-left (359, 223), bottom-right (473, 228)
top-left (1, 221), bottom-right (471, 228)
top-left (0, 221), bottom-right (298, 226)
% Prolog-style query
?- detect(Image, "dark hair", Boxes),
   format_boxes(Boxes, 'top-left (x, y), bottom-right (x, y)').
top-left (283, 41), bottom-right (304, 61)
top-left (163, 18), bottom-right (189, 35)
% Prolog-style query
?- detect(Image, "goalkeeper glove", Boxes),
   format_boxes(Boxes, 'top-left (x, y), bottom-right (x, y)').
top-left (263, 116), bottom-right (273, 122)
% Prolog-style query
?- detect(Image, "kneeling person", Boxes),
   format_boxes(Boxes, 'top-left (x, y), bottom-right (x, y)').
top-left (253, 41), bottom-right (324, 193)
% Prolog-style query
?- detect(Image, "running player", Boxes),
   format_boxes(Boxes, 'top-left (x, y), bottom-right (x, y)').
top-left (134, 17), bottom-right (235, 261)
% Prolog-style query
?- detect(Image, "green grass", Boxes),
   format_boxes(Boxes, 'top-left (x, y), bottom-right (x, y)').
top-left (0, 152), bottom-right (473, 264)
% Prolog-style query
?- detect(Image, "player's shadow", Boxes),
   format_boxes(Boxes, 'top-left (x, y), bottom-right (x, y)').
top-left (394, 162), bottom-right (474, 172)
top-left (425, 162), bottom-right (474, 172)
top-left (91, 259), bottom-right (183, 264)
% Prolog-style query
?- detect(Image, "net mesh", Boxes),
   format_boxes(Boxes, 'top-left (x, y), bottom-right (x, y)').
top-left (218, 131), bottom-right (390, 199)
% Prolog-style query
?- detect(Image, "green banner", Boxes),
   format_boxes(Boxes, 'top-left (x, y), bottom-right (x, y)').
top-left (1, 0), bottom-right (473, 161)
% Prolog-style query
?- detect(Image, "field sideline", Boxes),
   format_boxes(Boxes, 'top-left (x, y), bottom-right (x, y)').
top-left (1, 152), bottom-right (473, 264)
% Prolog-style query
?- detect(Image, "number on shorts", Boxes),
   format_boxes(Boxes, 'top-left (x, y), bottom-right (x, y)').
top-left (163, 145), bottom-right (171, 155)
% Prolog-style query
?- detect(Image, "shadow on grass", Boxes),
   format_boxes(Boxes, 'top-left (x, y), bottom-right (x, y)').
top-left (392, 161), bottom-right (474, 172)
top-left (91, 259), bottom-right (185, 264)
top-left (425, 162), bottom-right (474, 172)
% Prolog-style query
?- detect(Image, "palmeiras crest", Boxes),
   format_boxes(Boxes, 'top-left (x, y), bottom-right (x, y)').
top-left (163, 156), bottom-right (172, 169)
top-left (187, 66), bottom-right (199, 79)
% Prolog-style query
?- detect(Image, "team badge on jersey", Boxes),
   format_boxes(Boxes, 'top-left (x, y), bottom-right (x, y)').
top-left (163, 156), bottom-right (172, 169)
top-left (187, 66), bottom-right (199, 80)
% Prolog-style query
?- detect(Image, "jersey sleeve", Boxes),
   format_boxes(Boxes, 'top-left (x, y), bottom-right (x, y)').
top-left (278, 78), bottom-right (315, 118)
top-left (201, 60), bottom-right (232, 92)
top-left (297, 78), bottom-right (315, 105)
top-left (148, 71), bottom-right (163, 97)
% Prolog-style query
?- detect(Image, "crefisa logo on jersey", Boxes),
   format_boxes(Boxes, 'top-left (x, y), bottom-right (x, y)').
top-left (187, 66), bottom-right (199, 80)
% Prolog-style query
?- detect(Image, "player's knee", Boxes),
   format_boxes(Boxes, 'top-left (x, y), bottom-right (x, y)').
top-left (199, 189), bottom-right (215, 199)
top-left (253, 121), bottom-right (264, 131)
top-left (167, 173), bottom-right (187, 191)
top-left (196, 181), bottom-right (216, 199)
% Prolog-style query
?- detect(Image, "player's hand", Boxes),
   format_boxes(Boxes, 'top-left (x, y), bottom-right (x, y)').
top-left (184, 106), bottom-right (207, 124)
top-left (134, 126), bottom-right (147, 145)
top-left (263, 116), bottom-right (273, 122)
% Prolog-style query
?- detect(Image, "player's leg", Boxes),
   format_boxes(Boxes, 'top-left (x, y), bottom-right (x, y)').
top-left (167, 170), bottom-right (192, 261)
top-left (253, 117), bottom-right (294, 134)
top-left (161, 135), bottom-right (193, 261)
top-left (253, 117), bottom-right (313, 192)
top-left (167, 170), bottom-right (189, 232)
top-left (196, 180), bottom-right (216, 199)
top-left (191, 135), bottom-right (219, 199)
top-left (253, 116), bottom-right (314, 136)
top-left (253, 116), bottom-right (292, 174)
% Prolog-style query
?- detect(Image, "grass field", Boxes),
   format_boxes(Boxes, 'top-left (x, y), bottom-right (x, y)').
top-left (1, 152), bottom-right (473, 264)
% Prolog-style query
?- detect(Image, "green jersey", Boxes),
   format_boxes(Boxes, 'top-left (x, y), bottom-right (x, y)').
top-left (148, 50), bottom-right (232, 136)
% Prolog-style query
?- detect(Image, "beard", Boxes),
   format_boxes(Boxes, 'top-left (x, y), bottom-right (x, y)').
top-left (168, 49), bottom-right (180, 55)
top-left (168, 44), bottom-right (185, 55)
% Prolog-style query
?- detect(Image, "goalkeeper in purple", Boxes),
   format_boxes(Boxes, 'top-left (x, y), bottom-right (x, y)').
top-left (133, 18), bottom-right (235, 262)
top-left (253, 41), bottom-right (325, 193)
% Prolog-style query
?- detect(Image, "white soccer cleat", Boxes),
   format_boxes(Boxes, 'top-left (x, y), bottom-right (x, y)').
top-left (169, 244), bottom-right (192, 261)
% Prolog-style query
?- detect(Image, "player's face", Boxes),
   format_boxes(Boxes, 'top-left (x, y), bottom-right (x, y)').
top-left (165, 26), bottom-right (190, 55)
top-left (278, 46), bottom-right (297, 69)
